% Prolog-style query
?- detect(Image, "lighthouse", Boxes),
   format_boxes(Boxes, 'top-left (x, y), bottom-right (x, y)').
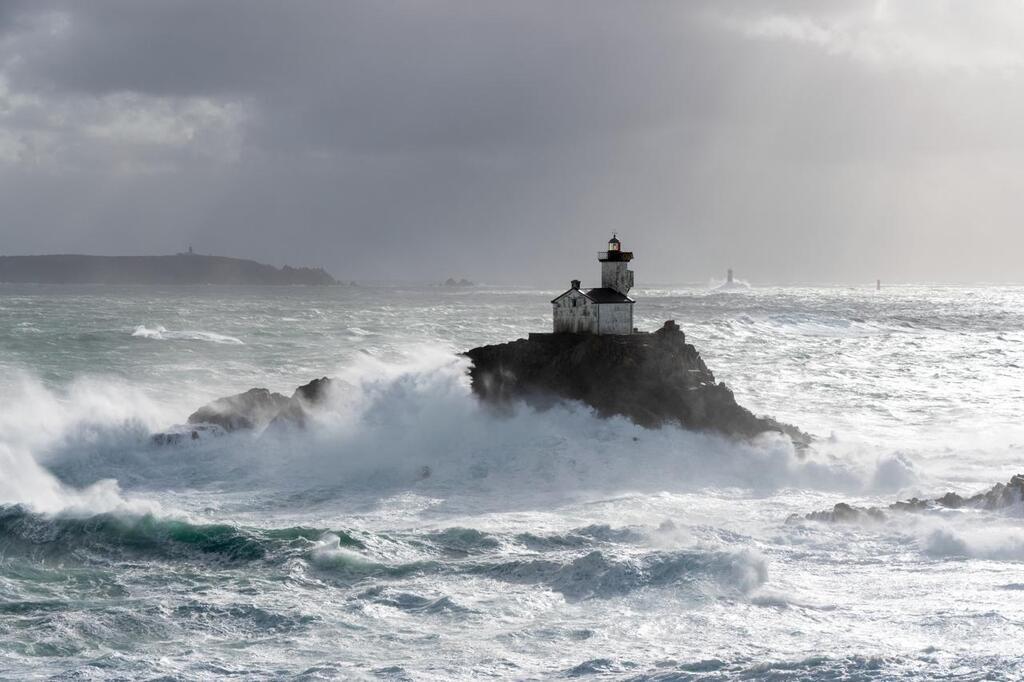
top-left (599, 234), bottom-right (635, 296)
top-left (550, 236), bottom-right (636, 335)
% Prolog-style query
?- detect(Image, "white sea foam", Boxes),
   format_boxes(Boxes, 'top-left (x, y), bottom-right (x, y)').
top-left (132, 324), bottom-right (244, 344)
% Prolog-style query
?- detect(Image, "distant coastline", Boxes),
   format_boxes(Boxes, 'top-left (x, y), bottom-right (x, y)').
top-left (0, 253), bottom-right (338, 285)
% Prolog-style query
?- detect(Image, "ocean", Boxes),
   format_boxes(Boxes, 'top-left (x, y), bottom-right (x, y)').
top-left (1, 282), bottom-right (1022, 679)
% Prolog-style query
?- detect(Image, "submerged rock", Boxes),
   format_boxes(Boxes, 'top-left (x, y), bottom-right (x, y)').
top-left (150, 423), bottom-right (227, 446)
top-left (792, 474), bottom-right (1024, 523)
top-left (463, 320), bottom-right (806, 443)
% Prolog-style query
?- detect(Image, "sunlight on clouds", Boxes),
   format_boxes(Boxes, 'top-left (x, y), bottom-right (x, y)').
top-left (81, 95), bottom-right (245, 154)
top-left (726, 0), bottom-right (1024, 74)
top-left (0, 78), bottom-right (247, 171)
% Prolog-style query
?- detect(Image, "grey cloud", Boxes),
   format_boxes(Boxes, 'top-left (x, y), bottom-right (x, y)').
top-left (1, 1), bottom-right (1022, 283)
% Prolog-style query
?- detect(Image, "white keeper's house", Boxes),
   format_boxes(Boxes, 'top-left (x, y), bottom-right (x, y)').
top-left (551, 236), bottom-right (636, 335)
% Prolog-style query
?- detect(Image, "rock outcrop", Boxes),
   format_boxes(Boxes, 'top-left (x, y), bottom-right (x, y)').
top-left (187, 388), bottom-right (292, 432)
top-left (792, 474), bottom-right (1024, 524)
top-left (153, 377), bottom-right (339, 443)
top-left (464, 321), bottom-right (806, 443)
top-left (266, 377), bottom-right (335, 429)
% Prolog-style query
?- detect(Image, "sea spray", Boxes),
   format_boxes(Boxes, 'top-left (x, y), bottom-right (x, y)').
top-left (0, 443), bottom-right (155, 516)
top-left (1, 349), bottom-right (927, 508)
top-left (0, 374), bottom-right (177, 515)
top-left (152, 349), bottom-right (901, 500)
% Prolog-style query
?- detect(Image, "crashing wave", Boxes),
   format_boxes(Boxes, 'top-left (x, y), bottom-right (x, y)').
top-left (0, 506), bottom-right (360, 566)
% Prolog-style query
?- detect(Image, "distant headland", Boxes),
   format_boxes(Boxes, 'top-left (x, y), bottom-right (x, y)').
top-left (0, 251), bottom-right (338, 285)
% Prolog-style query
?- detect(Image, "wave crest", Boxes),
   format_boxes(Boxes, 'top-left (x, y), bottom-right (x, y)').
top-left (132, 325), bottom-right (243, 345)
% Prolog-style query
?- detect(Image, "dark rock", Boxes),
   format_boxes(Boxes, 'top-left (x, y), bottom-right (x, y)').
top-left (268, 377), bottom-right (336, 429)
top-left (966, 474), bottom-right (1024, 509)
top-left (171, 377), bottom-right (343, 439)
top-left (293, 377), bottom-right (333, 405)
top-left (802, 502), bottom-right (888, 524)
top-left (463, 321), bottom-right (807, 443)
top-left (187, 388), bottom-right (291, 432)
top-left (934, 492), bottom-right (965, 509)
top-left (796, 474), bottom-right (1024, 523)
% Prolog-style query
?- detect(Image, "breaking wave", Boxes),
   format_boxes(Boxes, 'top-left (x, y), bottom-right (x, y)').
top-left (0, 506), bottom-right (363, 566)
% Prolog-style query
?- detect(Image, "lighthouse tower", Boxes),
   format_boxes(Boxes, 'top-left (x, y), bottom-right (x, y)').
top-left (599, 234), bottom-right (634, 295)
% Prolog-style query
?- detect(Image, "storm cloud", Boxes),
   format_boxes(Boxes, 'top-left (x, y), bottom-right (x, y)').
top-left (1, 0), bottom-right (1022, 283)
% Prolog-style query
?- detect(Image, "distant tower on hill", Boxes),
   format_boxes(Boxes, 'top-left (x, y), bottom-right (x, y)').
top-left (188, 245), bottom-right (194, 255)
top-left (727, 268), bottom-right (734, 285)
top-left (550, 235), bottom-right (635, 335)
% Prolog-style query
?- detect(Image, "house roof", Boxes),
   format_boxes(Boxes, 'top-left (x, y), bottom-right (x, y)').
top-left (584, 287), bottom-right (633, 303)
top-left (551, 286), bottom-right (634, 304)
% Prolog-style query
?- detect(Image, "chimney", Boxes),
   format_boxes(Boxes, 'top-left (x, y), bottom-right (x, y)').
top-left (571, 279), bottom-right (580, 290)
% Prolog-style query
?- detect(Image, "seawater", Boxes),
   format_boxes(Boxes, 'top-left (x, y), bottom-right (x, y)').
top-left (1, 283), bottom-right (1022, 679)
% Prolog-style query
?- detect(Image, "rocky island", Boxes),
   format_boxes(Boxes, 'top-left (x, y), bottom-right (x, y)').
top-left (0, 252), bottom-right (337, 285)
top-left (459, 235), bottom-right (803, 443)
top-left (465, 321), bottom-right (806, 443)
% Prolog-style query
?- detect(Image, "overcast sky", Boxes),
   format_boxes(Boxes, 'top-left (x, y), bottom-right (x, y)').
top-left (1, 1), bottom-right (1023, 284)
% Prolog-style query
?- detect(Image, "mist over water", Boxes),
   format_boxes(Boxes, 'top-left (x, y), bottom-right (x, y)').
top-left (1, 283), bottom-right (1023, 678)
